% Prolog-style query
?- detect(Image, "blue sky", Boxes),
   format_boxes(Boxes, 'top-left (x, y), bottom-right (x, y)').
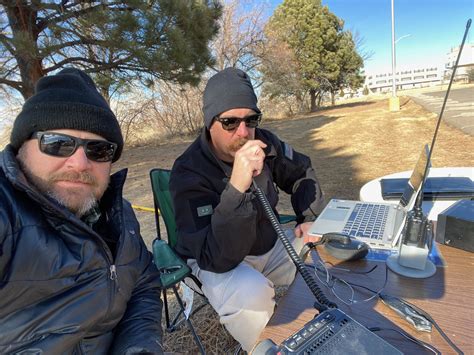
top-left (267, 0), bottom-right (474, 74)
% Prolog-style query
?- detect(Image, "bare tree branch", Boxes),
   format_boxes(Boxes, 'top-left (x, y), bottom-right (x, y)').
top-left (0, 76), bottom-right (21, 89)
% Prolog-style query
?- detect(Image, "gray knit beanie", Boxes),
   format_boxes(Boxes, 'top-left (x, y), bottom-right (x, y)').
top-left (10, 68), bottom-right (123, 162)
top-left (203, 68), bottom-right (260, 129)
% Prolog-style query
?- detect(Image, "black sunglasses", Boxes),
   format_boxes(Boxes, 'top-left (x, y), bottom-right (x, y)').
top-left (215, 113), bottom-right (262, 131)
top-left (35, 131), bottom-right (117, 162)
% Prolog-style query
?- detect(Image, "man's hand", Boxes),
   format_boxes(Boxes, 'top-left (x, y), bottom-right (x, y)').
top-left (294, 222), bottom-right (321, 244)
top-left (229, 140), bottom-right (267, 193)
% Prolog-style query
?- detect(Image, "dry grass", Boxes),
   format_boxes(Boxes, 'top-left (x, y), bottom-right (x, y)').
top-left (160, 285), bottom-right (292, 354)
top-left (112, 95), bottom-right (473, 353)
top-left (160, 291), bottom-right (236, 353)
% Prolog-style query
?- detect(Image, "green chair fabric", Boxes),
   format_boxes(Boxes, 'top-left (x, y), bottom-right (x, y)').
top-left (152, 239), bottom-right (191, 288)
top-left (279, 213), bottom-right (297, 224)
top-left (149, 168), bottom-right (206, 354)
top-left (150, 168), bottom-right (179, 248)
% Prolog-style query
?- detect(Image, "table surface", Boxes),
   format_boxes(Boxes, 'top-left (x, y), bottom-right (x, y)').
top-left (359, 167), bottom-right (473, 221)
top-left (259, 244), bottom-right (474, 354)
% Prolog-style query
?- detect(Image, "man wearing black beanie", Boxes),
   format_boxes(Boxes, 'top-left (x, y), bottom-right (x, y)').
top-left (170, 67), bottom-right (324, 351)
top-left (0, 68), bottom-right (163, 354)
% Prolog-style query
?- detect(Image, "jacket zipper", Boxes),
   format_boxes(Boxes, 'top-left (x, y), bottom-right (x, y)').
top-left (104, 264), bottom-right (118, 323)
top-left (109, 264), bottom-right (118, 281)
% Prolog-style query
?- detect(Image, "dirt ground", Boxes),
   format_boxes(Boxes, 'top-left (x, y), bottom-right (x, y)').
top-left (112, 96), bottom-right (473, 353)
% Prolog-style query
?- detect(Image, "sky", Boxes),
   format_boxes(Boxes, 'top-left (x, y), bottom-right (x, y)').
top-left (267, 0), bottom-right (474, 74)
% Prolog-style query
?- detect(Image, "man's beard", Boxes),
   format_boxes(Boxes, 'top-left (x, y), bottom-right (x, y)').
top-left (18, 160), bottom-right (108, 218)
top-left (228, 137), bottom-right (249, 154)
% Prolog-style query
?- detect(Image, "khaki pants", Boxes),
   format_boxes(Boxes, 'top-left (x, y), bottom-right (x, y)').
top-left (188, 230), bottom-right (303, 352)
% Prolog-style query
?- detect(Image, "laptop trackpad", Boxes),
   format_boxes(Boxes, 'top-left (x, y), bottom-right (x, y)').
top-left (309, 201), bottom-right (353, 236)
top-left (323, 208), bottom-right (350, 221)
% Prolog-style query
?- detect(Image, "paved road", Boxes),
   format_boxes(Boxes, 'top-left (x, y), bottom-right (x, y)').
top-left (408, 87), bottom-right (473, 136)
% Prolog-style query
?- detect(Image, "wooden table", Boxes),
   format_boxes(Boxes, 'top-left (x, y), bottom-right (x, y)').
top-left (259, 244), bottom-right (474, 354)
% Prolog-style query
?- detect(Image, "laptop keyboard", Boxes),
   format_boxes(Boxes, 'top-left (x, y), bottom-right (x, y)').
top-left (342, 203), bottom-right (390, 240)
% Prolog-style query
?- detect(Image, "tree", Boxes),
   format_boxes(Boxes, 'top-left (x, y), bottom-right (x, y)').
top-left (210, 0), bottom-right (265, 76)
top-left (327, 31), bottom-right (364, 105)
top-left (259, 28), bottom-right (307, 111)
top-left (262, 0), bottom-right (364, 111)
top-left (103, 0), bottom-right (270, 145)
top-left (0, 0), bottom-right (221, 100)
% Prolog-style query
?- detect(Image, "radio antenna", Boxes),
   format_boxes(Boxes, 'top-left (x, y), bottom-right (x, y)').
top-left (413, 18), bottom-right (471, 213)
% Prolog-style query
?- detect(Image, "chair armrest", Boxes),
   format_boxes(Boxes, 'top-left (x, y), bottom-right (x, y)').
top-left (152, 239), bottom-right (191, 288)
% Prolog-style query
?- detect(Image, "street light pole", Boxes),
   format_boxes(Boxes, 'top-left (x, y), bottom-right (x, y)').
top-left (389, 0), bottom-right (400, 111)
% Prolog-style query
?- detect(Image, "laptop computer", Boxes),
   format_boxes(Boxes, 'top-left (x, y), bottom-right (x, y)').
top-left (308, 145), bottom-right (430, 250)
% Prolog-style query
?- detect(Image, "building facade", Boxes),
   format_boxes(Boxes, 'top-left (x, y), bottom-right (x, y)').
top-left (364, 43), bottom-right (474, 94)
top-left (445, 43), bottom-right (474, 82)
top-left (365, 66), bottom-right (442, 94)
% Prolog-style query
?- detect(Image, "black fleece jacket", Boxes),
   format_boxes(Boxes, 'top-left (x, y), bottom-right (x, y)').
top-left (170, 128), bottom-right (324, 273)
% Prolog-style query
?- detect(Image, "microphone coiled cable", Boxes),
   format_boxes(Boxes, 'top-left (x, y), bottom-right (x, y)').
top-left (253, 182), bottom-right (337, 311)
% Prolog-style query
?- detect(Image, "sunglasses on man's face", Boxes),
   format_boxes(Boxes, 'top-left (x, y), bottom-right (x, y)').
top-left (34, 131), bottom-right (117, 162)
top-left (215, 113), bottom-right (262, 131)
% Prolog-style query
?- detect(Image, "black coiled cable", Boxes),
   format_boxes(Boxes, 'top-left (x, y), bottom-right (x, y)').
top-left (252, 182), bottom-right (337, 311)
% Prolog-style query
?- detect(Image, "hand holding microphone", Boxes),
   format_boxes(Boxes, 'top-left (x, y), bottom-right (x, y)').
top-left (229, 140), bottom-right (267, 193)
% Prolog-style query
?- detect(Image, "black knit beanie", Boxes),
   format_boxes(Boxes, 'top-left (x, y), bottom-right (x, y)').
top-left (203, 67), bottom-right (260, 129)
top-left (10, 68), bottom-right (123, 162)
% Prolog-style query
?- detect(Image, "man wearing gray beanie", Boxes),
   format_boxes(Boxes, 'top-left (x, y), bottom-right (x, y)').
top-left (170, 67), bottom-right (324, 351)
top-left (0, 68), bottom-right (163, 353)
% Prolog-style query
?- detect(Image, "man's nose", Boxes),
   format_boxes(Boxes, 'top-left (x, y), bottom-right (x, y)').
top-left (235, 120), bottom-right (250, 137)
top-left (65, 147), bottom-right (91, 170)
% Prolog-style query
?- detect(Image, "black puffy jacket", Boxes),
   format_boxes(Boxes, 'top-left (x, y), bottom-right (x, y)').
top-left (0, 146), bottom-right (163, 354)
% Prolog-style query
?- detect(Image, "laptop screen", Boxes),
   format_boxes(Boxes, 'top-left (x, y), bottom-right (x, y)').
top-left (399, 144), bottom-right (430, 208)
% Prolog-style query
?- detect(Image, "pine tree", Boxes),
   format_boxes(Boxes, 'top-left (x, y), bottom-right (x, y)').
top-left (262, 0), bottom-right (364, 111)
top-left (0, 1), bottom-right (221, 99)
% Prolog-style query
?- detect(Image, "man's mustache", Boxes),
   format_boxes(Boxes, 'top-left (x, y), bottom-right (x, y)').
top-left (50, 171), bottom-right (98, 186)
top-left (229, 138), bottom-right (248, 152)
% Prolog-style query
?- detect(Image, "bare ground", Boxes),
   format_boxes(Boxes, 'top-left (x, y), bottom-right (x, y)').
top-left (112, 96), bottom-right (473, 353)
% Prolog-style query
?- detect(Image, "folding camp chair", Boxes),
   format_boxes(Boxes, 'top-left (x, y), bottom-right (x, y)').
top-left (149, 168), bottom-right (207, 354)
top-left (150, 168), bottom-right (297, 354)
